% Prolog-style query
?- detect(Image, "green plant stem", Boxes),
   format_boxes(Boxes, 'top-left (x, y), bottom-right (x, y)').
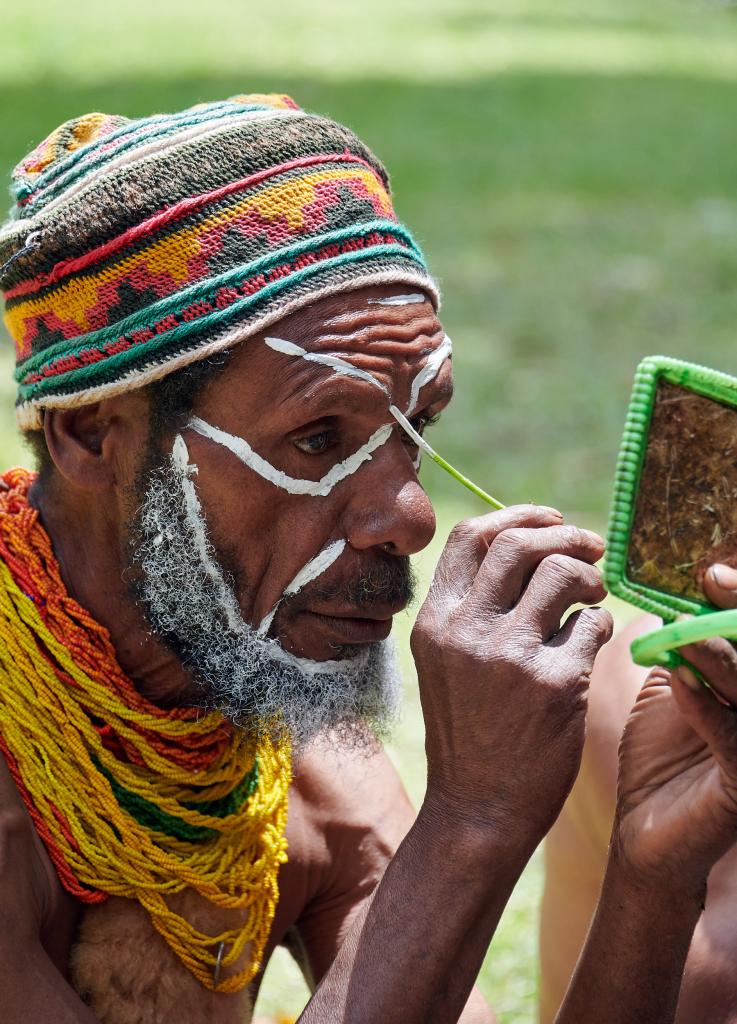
top-left (390, 405), bottom-right (505, 510)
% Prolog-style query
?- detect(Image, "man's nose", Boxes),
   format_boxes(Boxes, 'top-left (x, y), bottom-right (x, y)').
top-left (342, 444), bottom-right (436, 557)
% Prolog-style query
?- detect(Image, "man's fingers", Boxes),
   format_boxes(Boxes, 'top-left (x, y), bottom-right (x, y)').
top-left (704, 564), bottom-right (737, 610)
top-left (545, 606), bottom-right (614, 669)
top-left (514, 554), bottom-right (607, 640)
top-left (468, 525), bottom-right (605, 616)
top-left (429, 504), bottom-right (563, 604)
top-left (671, 667), bottom-right (737, 781)
top-left (679, 637), bottom-right (737, 708)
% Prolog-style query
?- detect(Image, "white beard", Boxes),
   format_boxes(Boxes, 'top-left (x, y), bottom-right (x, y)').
top-left (128, 452), bottom-right (402, 752)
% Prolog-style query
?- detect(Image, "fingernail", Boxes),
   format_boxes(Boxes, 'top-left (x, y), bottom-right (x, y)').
top-left (539, 506), bottom-right (563, 519)
top-left (676, 665), bottom-right (701, 692)
top-left (711, 564), bottom-right (737, 591)
top-left (587, 531), bottom-right (605, 546)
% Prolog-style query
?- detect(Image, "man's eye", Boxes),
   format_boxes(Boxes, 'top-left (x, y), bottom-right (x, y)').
top-left (293, 430), bottom-right (336, 455)
top-left (405, 412), bottom-right (440, 442)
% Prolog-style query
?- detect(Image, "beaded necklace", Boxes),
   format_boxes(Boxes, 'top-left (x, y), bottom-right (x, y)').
top-left (0, 468), bottom-right (291, 992)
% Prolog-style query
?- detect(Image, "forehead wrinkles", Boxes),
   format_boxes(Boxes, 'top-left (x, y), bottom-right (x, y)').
top-left (300, 314), bottom-right (446, 389)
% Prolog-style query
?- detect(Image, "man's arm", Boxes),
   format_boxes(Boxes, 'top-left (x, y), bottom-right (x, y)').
top-left (557, 620), bottom-right (737, 1024)
top-left (0, 756), bottom-right (96, 1023)
top-left (285, 743), bottom-right (494, 1021)
top-left (539, 615), bottom-right (652, 1022)
top-left (296, 506), bottom-right (613, 1022)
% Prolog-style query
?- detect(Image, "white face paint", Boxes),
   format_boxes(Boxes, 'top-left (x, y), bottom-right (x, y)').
top-left (181, 322), bottom-right (450, 665)
top-left (188, 416), bottom-right (393, 498)
top-left (406, 334), bottom-right (452, 416)
top-left (171, 434), bottom-right (245, 633)
top-left (257, 539), bottom-right (347, 636)
top-left (130, 444), bottom-right (401, 748)
top-left (389, 405), bottom-right (436, 457)
top-left (367, 293), bottom-right (427, 307)
top-left (171, 438), bottom-right (363, 675)
top-left (264, 336), bottom-right (388, 396)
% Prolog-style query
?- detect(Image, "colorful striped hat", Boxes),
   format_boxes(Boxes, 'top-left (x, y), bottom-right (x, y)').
top-left (0, 95), bottom-right (438, 430)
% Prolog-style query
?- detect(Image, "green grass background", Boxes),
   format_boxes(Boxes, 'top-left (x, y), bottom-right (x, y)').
top-left (1, 1), bottom-right (737, 1019)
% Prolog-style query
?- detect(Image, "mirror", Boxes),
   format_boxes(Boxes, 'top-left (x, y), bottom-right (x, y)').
top-left (605, 357), bottom-right (737, 620)
top-left (626, 378), bottom-right (737, 605)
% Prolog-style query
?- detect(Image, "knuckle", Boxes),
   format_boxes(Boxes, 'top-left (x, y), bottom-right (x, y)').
top-left (561, 524), bottom-right (588, 547)
top-left (448, 519), bottom-right (477, 544)
top-left (573, 611), bottom-right (614, 661)
top-left (447, 519), bottom-right (488, 556)
top-left (549, 656), bottom-right (595, 694)
top-left (540, 552), bottom-right (580, 583)
top-left (492, 527), bottom-right (529, 558)
top-left (588, 607), bottom-right (615, 642)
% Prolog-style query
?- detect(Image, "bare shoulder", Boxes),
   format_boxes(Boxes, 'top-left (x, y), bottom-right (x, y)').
top-left (0, 747), bottom-right (48, 928)
top-left (268, 740), bottom-right (415, 983)
top-left (0, 746), bottom-right (80, 970)
top-left (288, 738), bottom-right (414, 875)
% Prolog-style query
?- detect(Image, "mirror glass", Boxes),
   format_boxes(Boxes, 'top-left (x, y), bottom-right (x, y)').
top-left (627, 379), bottom-right (737, 603)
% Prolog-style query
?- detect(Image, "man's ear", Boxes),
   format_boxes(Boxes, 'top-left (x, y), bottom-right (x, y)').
top-left (43, 404), bottom-right (118, 488)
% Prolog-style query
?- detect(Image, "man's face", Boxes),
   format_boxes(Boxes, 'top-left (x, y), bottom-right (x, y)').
top-left (128, 283), bottom-right (453, 743)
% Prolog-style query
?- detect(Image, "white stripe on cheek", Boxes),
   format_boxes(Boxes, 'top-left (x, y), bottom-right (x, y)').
top-left (257, 538), bottom-right (347, 635)
top-left (264, 336), bottom-right (388, 395)
top-left (171, 435), bottom-right (245, 634)
top-left (284, 538), bottom-right (347, 596)
top-left (188, 416), bottom-right (393, 497)
top-left (367, 293), bottom-right (427, 307)
top-left (407, 334), bottom-right (452, 415)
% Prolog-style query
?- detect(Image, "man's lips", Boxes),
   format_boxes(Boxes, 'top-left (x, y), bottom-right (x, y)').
top-left (298, 604), bottom-right (402, 644)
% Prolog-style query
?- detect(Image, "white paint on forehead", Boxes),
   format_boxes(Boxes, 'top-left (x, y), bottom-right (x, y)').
top-left (188, 416), bottom-right (393, 498)
top-left (171, 434), bottom-right (245, 634)
top-left (406, 334), bottom-right (452, 415)
top-left (266, 329), bottom-right (451, 419)
top-left (367, 293), bottom-right (427, 307)
top-left (257, 539), bottom-right (347, 635)
top-left (264, 335), bottom-right (388, 395)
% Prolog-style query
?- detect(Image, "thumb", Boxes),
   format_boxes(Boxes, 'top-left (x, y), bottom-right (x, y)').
top-left (671, 666), bottom-right (737, 782)
top-left (703, 564), bottom-right (737, 610)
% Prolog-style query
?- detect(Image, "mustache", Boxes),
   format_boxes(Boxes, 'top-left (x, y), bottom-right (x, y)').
top-left (285, 554), bottom-right (417, 613)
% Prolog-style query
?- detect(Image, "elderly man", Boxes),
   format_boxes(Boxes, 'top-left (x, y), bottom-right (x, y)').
top-left (1, 94), bottom-right (737, 1024)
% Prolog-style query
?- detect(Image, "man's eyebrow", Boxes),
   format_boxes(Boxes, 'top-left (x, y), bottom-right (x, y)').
top-left (265, 336), bottom-right (388, 396)
top-left (278, 373), bottom-right (390, 421)
top-left (267, 332), bottom-right (454, 419)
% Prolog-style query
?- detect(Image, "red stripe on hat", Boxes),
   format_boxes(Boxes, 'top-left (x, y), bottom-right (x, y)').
top-left (5, 152), bottom-right (386, 301)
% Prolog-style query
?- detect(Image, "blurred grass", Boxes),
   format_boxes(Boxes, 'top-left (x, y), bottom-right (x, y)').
top-left (2, 1), bottom-right (737, 1020)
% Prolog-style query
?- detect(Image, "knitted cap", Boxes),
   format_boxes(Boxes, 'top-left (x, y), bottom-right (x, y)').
top-left (0, 95), bottom-right (438, 430)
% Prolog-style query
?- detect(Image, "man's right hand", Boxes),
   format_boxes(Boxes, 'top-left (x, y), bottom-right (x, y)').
top-left (410, 504), bottom-right (613, 849)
